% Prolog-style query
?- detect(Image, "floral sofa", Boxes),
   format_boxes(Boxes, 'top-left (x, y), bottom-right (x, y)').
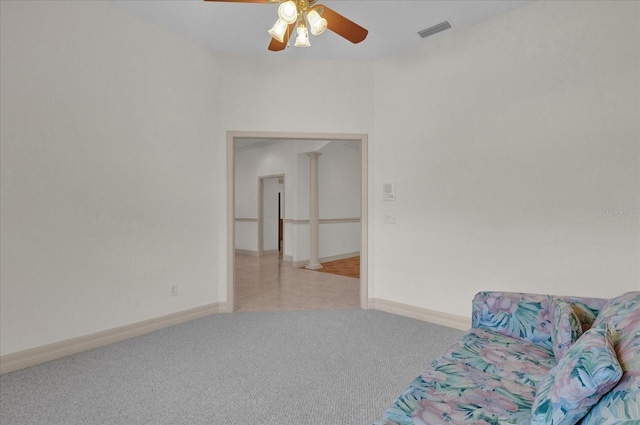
top-left (374, 291), bottom-right (640, 425)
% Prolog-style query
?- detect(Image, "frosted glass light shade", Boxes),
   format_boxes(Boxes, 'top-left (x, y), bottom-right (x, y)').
top-left (268, 18), bottom-right (288, 43)
top-left (306, 10), bottom-right (327, 36)
top-left (294, 24), bottom-right (310, 47)
top-left (278, 1), bottom-right (298, 24)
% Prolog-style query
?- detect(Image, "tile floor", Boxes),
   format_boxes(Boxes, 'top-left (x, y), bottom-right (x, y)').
top-left (234, 253), bottom-right (360, 312)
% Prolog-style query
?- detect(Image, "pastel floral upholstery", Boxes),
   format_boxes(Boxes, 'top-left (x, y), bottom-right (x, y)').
top-left (580, 371), bottom-right (640, 424)
top-left (592, 292), bottom-right (640, 331)
top-left (550, 298), bottom-right (584, 361)
top-left (565, 297), bottom-right (606, 332)
top-left (471, 292), bottom-right (556, 351)
top-left (373, 292), bottom-right (614, 425)
top-left (374, 328), bottom-right (556, 425)
top-left (581, 291), bottom-right (640, 425)
top-left (471, 292), bottom-right (607, 352)
top-left (530, 324), bottom-right (623, 425)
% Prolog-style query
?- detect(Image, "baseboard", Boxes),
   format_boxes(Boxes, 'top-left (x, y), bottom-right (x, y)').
top-left (369, 298), bottom-right (470, 331)
top-left (0, 302), bottom-right (226, 375)
top-left (320, 251), bottom-right (360, 263)
top-left (291, 251), bottom-right (360, 268)
top-left (235, 249), bottom-right (258, 256)
top-left (1, 299), bottom-right (465, 374)
top-left (235, 250), bottom-right (279, 256)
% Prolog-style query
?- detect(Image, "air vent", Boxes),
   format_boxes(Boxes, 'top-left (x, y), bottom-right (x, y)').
top-left (418, 21), bottom-right (451, 38)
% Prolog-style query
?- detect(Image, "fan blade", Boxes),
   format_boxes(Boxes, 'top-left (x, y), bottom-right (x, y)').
top-left (203, 0), bottom-right (280, 3)
top-left (268, 21), bottom-right (296, 51)
top-left (312, 4), bottom-right (368, 44)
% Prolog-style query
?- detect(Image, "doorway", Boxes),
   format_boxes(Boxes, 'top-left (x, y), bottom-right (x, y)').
top-left (258, 175), bottom-right (284, 257)
top-left (226, 131), bottom-right (368, 312)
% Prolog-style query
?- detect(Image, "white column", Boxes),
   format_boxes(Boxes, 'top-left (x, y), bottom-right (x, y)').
top-left (305, 152), bottom-right (323, 270)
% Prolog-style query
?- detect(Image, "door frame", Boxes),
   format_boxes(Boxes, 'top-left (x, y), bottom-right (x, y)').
top-left (226, 130), bottom-right (369, 311)
top-left (257, 174), bottom-right (285, 257)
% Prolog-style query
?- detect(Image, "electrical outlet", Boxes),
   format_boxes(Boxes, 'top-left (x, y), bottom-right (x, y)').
top-left (170, 285), bottom-right (178, 296)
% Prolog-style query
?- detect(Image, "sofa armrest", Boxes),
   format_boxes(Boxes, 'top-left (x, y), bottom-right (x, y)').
top-left (471, 291), bottom-right (555, 351)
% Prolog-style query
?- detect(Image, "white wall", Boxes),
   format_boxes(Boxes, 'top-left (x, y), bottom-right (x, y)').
top-left (234, 140), bottom-right (320, 256)
top-left (292, 143), bottom-right (362, 264)
top-left (235, 141), bottom-right (361, 262)
top-left (1, 0), bottom-right (637, 357)
top-left (318, 143), bottom-right (361, 220)
top-left (0, 1), bottom-right (221, 355)
top-left (234, 143), bottom-right (292, 253)
top-left (372, 0), bottom-right (640, 317)
top-left (218, 55), bottom-right (373, 301)
top-left (318, 142), bottom-right (361, 259)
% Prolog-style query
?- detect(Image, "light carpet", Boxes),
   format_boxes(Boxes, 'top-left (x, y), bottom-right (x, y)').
top-left (0, 309), bottom-right (464, 425)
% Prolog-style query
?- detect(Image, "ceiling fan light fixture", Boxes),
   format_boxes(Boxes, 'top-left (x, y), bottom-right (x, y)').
top-left (268, 18), bottom-right (288, 43)
top-left (203, 0), bottom-right (368, 51)
top-left (306, 10), bottom-right (327, 36)
top-left (278, 1), bottom-right (298, 24)
top-left (294, 21), bottom-right (311, 47)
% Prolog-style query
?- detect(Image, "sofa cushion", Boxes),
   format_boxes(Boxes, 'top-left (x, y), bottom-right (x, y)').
top-left (591, 292), bottom-right (640, 371)
top-left (592, 292), bottom-right (640, 328)
top-left (376, 328), bottom-right (556, 425)
top-left (564, 297), bottom-right (600, 332)
top-left (581, 292), bottom-right (640, 425)
top-left (580, 370), bottom-right (640, 425)
top-left (375, 292), bottom-right (614, 425)
top-left (550, 298), bottom-right (583, 361)
top-left (530, 324), bottom-right (623, 425)
top-left (472, 292), bottom-right (555, 351)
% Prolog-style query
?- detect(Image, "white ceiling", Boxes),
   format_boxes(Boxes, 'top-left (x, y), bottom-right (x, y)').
top-left (110, 0), bottom-right (533, 62)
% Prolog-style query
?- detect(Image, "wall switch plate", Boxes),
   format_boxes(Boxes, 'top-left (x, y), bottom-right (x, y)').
top-left (384, 214), bottom-right (396, 224)
top-left (383, 182), bottom-right (395, 201)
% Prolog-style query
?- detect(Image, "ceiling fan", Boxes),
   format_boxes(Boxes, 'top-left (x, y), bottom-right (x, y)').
top-left (203, 0), bottom-right (368, 51)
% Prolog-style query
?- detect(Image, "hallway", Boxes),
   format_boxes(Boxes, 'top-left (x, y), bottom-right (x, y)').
top-left (234, 253), bottom-right (360, 312)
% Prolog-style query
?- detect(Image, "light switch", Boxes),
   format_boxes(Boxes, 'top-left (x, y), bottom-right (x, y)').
top-left (383, 182), bottom-right (395, 201)
top-left (384, 214), bottom-right (396, 224)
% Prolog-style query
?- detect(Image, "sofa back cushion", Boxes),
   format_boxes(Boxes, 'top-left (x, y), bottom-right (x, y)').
top-left (591, 291), bottom-right (640, 371)
top-left (564, 297), bottom-right (603, 331)
top-left (472, 292), bottom-right (606, 353)
top-left (580, 370), bottom-right (640, 425)
top-left (550, 298), bottom-right (583, 361)
top-left (530, 323), bottom-right (623, 425)
top-left (472, 292), bottom-right (555, 351)
top-left (580, 291), bottom-right (640, 425)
